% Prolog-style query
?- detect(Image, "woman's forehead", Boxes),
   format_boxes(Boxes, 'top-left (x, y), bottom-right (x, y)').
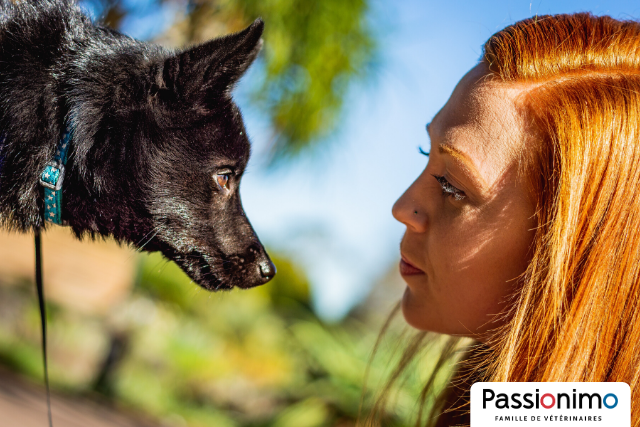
top-left (430, 63), bottom-right (528, 187)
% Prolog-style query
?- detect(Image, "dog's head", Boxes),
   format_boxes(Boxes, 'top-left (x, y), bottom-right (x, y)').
top-left (148, 19), bottom-right (278, 291)
top-left (68, 19), bottom-right (275, 290)
top-left (145, 20), bottom-right (275, 290)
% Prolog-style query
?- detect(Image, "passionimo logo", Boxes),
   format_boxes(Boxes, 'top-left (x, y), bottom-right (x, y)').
top-left (470, 382), bottom-right (630, 426)
top-left (482, 388), bottom-right (619, 410)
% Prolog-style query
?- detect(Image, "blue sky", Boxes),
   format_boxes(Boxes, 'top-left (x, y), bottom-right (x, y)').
top-left (110, 0), bottom-right (640, 319)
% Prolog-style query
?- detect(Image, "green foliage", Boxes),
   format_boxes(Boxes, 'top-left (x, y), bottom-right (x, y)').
top-left (226, 0), bottom-right (376, 160)
top-left (136, 251), bottom-right (311, 316)
top-left (271, 398), bottom-right (328, 427)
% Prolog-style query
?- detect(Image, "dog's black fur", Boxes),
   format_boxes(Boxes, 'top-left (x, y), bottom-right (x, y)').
top-left (0, 0), bottom-right (275, 290)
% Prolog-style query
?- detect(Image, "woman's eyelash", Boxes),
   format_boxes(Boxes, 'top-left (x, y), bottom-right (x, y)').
top-left (419, 146), bottom-right (465, 201)
top-left (432, 174), bottom-right (466, 201)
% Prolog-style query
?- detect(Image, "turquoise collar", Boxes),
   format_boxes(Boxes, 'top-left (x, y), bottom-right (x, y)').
top-left (39, 125), bottom-right (73, 225)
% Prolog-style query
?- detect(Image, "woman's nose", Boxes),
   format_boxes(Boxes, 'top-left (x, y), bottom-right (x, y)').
top-left (392, 184), bottom-right (428, 233)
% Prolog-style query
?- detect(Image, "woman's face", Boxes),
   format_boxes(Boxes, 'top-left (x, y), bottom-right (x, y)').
top-left (392, 62), bottom-right (536, 340)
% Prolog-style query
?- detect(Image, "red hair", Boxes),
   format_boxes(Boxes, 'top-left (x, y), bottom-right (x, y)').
top-left (363, 13), bottom-right (640, 427)
top-left (484, 13), bottom-right (640, 410)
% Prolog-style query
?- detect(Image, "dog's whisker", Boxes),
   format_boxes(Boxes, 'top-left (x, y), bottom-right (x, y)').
top-left (123, 227), bottom-right (161, 264)
top-left (133, 226), bottom-right (160, 250)
top-left (136, 228), bottom-right (160, 252)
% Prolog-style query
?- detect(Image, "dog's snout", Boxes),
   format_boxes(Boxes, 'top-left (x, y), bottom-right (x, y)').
top-left (259, 259), bottom-right (276, 281)
top-left (228, 243), bottom-right (276, 288)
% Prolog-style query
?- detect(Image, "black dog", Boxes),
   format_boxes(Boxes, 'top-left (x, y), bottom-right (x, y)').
top-left (0, 0), bottom-right (275, 290)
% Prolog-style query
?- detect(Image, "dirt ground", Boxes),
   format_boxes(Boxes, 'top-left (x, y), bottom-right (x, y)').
top-left (0, 227), bottom-right (137, 316)
top-left (0, 368), bottom-right (158, 427)
top-left (0, 228), bottom-right (155, 426)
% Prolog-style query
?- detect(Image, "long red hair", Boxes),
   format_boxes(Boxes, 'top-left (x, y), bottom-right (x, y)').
top-left (485, 12), bottom-right (640, 409)
top-left (363, 12), bottom-right (640, 427)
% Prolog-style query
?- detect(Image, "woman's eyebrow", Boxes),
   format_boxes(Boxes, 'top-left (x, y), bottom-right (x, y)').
top-left (427, 122), bottom-right (487, 188)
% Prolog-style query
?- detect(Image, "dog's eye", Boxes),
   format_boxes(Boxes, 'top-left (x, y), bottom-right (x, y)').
top-left (214, 170), bottom-right (232, 191)
top-left (216, 174), bottom-right (229, 188)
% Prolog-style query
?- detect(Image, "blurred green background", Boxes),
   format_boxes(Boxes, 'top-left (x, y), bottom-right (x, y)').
top-left (0, 229), bottom-right (436, 427)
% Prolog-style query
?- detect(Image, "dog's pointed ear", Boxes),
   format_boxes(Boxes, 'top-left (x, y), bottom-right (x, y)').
top-left (155, 18), bottom-right (263, 107)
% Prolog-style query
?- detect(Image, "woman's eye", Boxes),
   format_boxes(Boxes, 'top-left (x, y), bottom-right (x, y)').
top-left (214, 172), bottom-right (231, 190)
top-left (432, 175), bottom-right (466, 201)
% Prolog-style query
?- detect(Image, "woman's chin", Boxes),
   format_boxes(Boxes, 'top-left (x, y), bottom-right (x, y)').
top-left (401, 286), bottom-right (457, 335)
top-left (401, 286), bottom-right (431, 331)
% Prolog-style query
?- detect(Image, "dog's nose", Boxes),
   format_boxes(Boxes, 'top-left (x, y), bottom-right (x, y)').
top-left (259, 259), bottom-right (276, 281)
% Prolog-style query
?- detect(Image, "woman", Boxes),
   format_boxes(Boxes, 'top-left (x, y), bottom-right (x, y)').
top-left (369, 12), bottom-right (640, 427)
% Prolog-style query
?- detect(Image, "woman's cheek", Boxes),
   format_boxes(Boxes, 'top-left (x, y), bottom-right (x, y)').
top-left (430, 209), bottom-right (478, 262)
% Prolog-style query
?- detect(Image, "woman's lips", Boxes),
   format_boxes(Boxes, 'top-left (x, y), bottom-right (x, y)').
top-left (399, 257), bottom-right (425, 276)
